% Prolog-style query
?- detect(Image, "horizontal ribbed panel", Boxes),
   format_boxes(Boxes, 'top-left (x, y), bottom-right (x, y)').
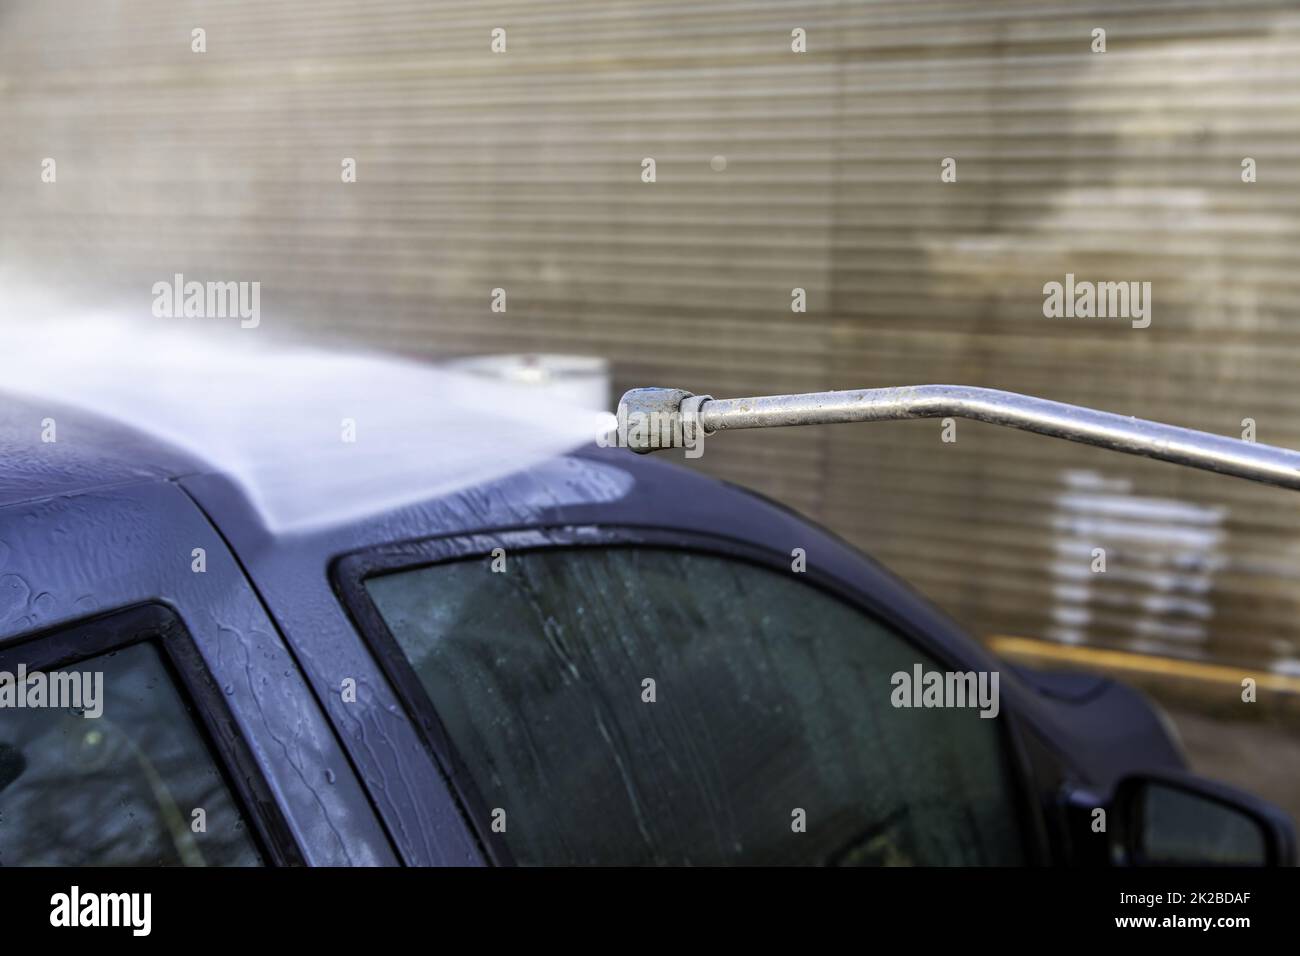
top-left (4, 0), bottom-right (1300, 676)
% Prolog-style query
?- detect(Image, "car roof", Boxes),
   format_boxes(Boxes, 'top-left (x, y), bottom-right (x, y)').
top-left (0, 391), bottom-right (204, 509)
top-left (0, 383), bottom-right (618, 535)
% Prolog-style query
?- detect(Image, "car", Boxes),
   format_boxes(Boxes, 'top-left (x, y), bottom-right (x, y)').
top-left (0, 374), bottom-right (1294, 867)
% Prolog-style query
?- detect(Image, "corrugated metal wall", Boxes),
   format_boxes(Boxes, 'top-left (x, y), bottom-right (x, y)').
top-left (5, 0), bottom-right (1300, 675)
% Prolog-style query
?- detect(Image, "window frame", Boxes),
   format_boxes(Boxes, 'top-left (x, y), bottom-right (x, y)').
top-left (333, 524), bottom-right (1051, 866)
top-left (0, 602), bottom-right (305, 866)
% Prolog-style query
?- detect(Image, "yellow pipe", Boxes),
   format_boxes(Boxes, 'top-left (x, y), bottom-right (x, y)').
top-left (987, 635), bottom-right (1300, 696)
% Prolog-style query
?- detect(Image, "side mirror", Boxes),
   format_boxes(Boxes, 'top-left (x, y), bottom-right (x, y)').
top-left (1111, 771), bottom-right (1296, 866)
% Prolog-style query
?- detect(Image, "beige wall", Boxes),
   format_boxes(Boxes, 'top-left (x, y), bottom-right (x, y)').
top-left (4, 1), bottom-right (1300, 675)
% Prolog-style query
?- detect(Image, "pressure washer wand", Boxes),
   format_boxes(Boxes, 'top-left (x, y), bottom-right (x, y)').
top-left (615, 384), bottom-right (1300, 492)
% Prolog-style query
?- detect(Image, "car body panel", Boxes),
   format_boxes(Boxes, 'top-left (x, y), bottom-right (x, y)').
top-left (0, 395), bottom-right (203, 509)
top-left (0, 397), bottom-right (397, 864)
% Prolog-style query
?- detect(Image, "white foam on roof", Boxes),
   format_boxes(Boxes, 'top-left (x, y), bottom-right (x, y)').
top-left (0, 309), bottom-right (615, 533)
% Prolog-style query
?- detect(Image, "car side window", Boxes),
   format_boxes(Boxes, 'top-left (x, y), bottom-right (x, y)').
top-left (364, 546), bottom-right (1029, 865)
top-left (0, 611), bottom-right (263, 866)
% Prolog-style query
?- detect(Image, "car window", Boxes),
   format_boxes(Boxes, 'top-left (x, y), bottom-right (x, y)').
top-left (364, 547), bottom-right (1028, 865)
top-left (0, 626), bottom-right (263, 866)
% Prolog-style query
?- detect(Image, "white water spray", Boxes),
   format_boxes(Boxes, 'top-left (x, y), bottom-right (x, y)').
top-left (0, 304), bottom-right (615, 533)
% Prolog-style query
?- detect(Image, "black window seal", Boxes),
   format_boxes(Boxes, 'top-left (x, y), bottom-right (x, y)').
top-left (332, 523), bottom-right (1053, 866)
top-left (0, 602), bottom-right (305, 866)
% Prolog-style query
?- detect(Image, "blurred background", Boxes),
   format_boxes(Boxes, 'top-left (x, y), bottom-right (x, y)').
top-left (2, 1), bottom-right (1298, 818)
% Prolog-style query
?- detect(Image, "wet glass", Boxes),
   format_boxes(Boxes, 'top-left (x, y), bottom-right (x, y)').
top-left (0, 641), bottom-right (262, 866)
top-left (367, 547), bottom-right (1028, 865)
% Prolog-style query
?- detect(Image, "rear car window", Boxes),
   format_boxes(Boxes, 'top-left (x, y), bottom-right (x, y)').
top-left (364, 547), bottom-right (1028, 865)
top-left (0, 620), bottom-right (263, 866)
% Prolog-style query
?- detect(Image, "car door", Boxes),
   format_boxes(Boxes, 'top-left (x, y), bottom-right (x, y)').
top-left (0, 480), bottom-right (396, 866)
top-left (334, 525), bottom-right (1051, 865)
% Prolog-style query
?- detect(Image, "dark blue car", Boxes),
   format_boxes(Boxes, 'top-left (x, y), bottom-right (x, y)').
top-left (0, 386), bottom-right (1292, 867)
